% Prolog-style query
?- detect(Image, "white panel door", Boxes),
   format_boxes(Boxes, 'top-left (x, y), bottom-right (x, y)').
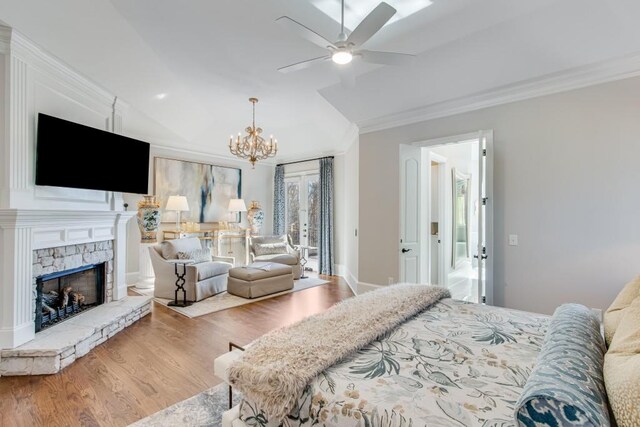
top-left (399, 145), bottom-right (421, 283)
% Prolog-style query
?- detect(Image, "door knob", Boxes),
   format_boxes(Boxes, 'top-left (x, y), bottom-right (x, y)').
top-left (401, 248), bottom-right (412, 253)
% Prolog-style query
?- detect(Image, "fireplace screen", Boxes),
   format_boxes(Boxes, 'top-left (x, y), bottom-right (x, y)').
top-left (35, 263), bottom-right (106, 332)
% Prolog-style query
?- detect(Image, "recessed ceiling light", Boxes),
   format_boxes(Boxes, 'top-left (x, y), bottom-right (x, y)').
top-left (154, 93), bottom-right (167, 100)
top-left (312, 0), bottom-right (432, 31)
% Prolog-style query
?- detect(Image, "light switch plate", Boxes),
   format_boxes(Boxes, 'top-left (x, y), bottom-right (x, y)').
top-left (509, 234), bottom-right (518, 246)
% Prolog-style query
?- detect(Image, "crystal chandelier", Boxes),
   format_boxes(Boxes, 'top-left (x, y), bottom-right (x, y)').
top-left (229, 98), bottom-right (277, 168)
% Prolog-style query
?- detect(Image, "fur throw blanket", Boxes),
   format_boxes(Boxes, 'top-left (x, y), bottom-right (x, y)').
top-left (228, 283), bottom-right (450, 421)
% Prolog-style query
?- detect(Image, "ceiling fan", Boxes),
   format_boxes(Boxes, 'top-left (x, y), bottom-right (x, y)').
top-left (276, 0), bottom-right (416, 73)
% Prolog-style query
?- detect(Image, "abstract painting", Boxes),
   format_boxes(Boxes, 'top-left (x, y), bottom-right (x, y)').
top-left (154, 157), bottom-right (242, 223)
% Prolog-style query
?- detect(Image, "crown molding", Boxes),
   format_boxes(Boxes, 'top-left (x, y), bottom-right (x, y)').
top-left (274, 122), bottom-right (360, 164)
top-left (358, 52), bottom-right (640, 134)
top-left (150, 142), bottom-right (278, 168)
top-left (0, 25), bottom-right (11, 54)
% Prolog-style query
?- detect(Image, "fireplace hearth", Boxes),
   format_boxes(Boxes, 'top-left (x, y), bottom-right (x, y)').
top-left (35, 263), bottom-right (105, 332)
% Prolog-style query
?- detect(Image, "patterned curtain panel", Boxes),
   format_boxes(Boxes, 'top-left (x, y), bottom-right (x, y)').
top-left (319, 157), bottom-right (334, 275)
top-left (273, 165), bottom-right (285, 235)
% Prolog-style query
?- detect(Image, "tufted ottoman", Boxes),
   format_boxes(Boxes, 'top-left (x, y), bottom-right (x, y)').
top-left (227, 262), bottom-right (294, 299)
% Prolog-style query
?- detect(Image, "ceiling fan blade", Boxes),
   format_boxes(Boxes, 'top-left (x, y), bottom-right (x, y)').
top-left (278, 55), bottom-right (331, 73)
top-left (359, 50), bottom-right (416, 66)
top-left (346, 2), bottom-right (396, 47)
top-left (276, 16), bottom-right (336, 50)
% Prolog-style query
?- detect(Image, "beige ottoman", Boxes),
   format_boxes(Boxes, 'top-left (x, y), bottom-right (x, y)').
top-left (227, 262), bottom-right (294, 299)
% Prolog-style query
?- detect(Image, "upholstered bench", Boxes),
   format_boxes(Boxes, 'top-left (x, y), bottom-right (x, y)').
top-left (227, 262), bottom-right (294, 299)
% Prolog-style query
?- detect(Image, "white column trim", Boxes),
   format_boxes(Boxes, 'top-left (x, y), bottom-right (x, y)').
top-left (0, 226), bottom-right (34, 348)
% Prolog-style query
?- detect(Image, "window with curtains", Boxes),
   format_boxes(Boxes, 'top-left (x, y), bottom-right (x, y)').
top-left (276, 157), bottom-right (333, 276)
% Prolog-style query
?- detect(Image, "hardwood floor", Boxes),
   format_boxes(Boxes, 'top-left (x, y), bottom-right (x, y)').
top-left (0, 276), bottom-right (353, 427)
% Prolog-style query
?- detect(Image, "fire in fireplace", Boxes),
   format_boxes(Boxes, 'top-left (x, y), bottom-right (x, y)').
top-left (35, 263), bottom-right (106, 332)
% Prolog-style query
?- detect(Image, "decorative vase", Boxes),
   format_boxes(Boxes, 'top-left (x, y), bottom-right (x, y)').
top-left (247, 200), bottom-right (265, 235)
top-left (137, 195), bottom-right (161, 243)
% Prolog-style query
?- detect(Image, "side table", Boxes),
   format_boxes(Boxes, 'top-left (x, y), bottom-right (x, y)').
top-left (167, 260), bottom-right (194, 307)
top-left (296, 245), bottom-right (317, 279)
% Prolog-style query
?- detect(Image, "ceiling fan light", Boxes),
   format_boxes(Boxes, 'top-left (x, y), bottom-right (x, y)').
top-left (332, 50), bottom-right (353, 65)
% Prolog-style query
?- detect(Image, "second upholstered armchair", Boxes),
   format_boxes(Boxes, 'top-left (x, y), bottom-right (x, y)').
top-left (248, 235), bottom-right (301, 279)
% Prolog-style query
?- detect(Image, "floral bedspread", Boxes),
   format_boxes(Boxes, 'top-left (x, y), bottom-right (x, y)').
top-left (239, 299), bottom-right (549, 427)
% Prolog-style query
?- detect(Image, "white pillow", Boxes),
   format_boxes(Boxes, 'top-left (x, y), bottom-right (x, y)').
top-left (161, 237), bottom-right (202, 259)
top-left (177, 248), bottom-right (211, 264)
top-left (254, 242), bottom-right (287, 256)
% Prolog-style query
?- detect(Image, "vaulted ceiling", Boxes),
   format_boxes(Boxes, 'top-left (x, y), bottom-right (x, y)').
top-left (1, 0), bottom-right (639, 161)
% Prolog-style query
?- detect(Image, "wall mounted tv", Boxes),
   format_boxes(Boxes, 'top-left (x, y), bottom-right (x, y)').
top-left (35, 113), bottom-right (150, 194)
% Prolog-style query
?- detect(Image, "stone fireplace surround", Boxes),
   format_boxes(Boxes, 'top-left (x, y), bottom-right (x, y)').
top-left (33, 241), bottom-right (111, 332)
top-left (33, 241), bottom-right (114, 317)
top-left (0, 209), bottom-right (152, 376)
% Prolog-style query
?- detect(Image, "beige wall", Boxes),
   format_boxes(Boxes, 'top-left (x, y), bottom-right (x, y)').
top-left (359, 76), bottom-right (640, 314)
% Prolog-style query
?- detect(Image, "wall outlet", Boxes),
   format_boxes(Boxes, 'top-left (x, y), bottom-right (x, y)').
top-left (388, 277), bottom-right (395, 285)
top-left (508, 234), bottom-right (518, 246)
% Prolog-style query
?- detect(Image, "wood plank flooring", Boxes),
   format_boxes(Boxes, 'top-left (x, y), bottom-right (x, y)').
top-left (0, 276), bottom-right (353, 427)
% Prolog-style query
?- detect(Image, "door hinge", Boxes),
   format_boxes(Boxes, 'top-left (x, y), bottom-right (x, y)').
top-left (475, 247), bottom-right (487, 260)
top-left (482, 197), bottom-right (488, 205)
top-left (482, 149), bottom-right (487, 156)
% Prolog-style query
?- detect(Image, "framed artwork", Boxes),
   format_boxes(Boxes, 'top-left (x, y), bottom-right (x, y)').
top-left (154, 157), bottom-right (242, 224)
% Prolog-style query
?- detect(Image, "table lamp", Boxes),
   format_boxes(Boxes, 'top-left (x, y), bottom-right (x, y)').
top-left (228, 199), bottom-right (247, 228)
top-left (166, 195), bottom-right (190, 230)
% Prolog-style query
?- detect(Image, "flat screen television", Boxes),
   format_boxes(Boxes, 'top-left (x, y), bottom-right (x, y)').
top-left (36, 113), bottom-right (150, 194)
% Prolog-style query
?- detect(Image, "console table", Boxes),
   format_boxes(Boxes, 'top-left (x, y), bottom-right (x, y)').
top-left (163, 228), bottom-right (250, 266)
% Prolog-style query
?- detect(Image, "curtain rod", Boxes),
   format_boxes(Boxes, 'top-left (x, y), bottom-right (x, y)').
top-left (277, 156), bottom-right (334, 167)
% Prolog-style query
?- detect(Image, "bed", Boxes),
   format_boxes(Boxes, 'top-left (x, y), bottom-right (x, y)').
top-left (216, 297), bottom-right (550, 427)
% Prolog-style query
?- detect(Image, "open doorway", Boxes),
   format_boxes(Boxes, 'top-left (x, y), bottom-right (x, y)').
top-left (426, 141), bottom-right (480, 302)
top-left (399, 131), bottom-right (493, 304)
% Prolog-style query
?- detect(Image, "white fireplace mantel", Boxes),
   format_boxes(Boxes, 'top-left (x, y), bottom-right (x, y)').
top-left (0, 209), bottom-right (135, 349)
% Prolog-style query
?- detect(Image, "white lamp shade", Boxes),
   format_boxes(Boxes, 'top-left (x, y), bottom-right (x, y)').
top-left (228, 198), bottom-right (247, 212)
top-left (166, 195), bottom-right (190, 211)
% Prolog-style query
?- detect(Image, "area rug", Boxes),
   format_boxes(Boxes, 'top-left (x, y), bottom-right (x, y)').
top-left (130, 276), bottom-right (330, 318)
top-left (130, 383), bottom-right (240, 427)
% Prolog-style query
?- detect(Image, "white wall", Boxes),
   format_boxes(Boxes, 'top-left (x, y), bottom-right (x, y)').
top-left (0, 25), bottom-right (276, 285)
top-left (359, 75), bottom-right (640, 314)
top-left (0, 27), bottom-right (128, 212)
top-left (124, 149), bottom-right (274, 281)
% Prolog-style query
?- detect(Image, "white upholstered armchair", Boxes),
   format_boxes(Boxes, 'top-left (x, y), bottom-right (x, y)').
top-left (149, 237), bottom-right (233, 301)
top-left (248, 235), bottom-right (301, 279)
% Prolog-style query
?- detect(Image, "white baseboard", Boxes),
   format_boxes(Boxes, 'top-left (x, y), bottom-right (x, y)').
top-left (357, 281), bottom-right (384, 294)
top-left (335, 264), bottom-right (359, 295)
top-left (346, 272), bottom-right (358, 293)
top-left (126, 271), bottom-right (139, 285)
